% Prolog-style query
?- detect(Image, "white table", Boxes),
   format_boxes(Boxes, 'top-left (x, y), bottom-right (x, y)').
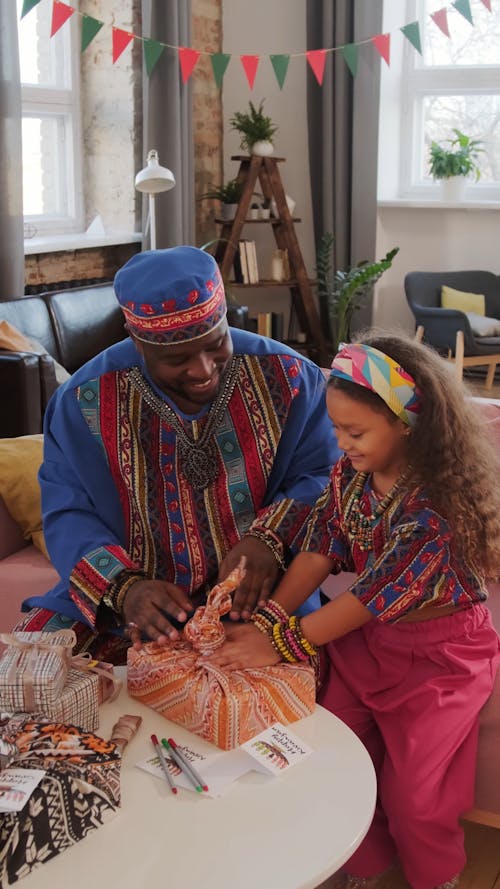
top-left (19, 668), bottom-right (376, 889)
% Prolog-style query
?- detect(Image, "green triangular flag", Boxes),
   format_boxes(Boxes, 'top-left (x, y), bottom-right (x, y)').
top-left (81, 15), bottom-right (104, 53)
top-left (400, 21), bottom-right (422, 54)
top-left (452, 0), bottom-right (474, 25)
top-left (270, 54), bottom-right (290, 90)
top-left (210, 53), bottom-right (231, 88)
top-left (21, 0), bottom-right (41, 18)
top-left (143, 39), bottom-right (165, 76)
top-left (342, 43), bottom-right (359, 77)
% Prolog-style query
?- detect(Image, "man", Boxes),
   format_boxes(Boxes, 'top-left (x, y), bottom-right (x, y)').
top-left (18, 247), bottom-right (338, 662)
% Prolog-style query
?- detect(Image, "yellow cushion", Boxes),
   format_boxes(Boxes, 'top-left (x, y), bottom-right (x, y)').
top-left (0, 435), bottom-right (48, 558)
top-left (0, 320), bottom-right (34, 352)
top-left (441, 285), bottom-right (485, 316)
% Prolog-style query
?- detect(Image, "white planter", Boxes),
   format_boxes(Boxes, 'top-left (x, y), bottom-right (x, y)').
top-left (220, 203), bottom-right (238, 221)
top-left (248, 208), bottom-right (259, 220)
top-left (439, 176), bottom-right (467, 202)
top-left (251, 140), bottom-right (274, 157)
top-left (259, 207), bottom-right (271, 220)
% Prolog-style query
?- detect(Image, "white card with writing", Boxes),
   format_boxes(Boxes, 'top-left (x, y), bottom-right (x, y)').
top-left (0, 768), bottom-right (46, 813)
top-left (241, 723), bottom-right (313, 776)
top-left (136, 742), bottom-right (244, 797)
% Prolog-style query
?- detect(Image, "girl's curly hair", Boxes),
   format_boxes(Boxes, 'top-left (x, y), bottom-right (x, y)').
top-left (328, 329), bottom-right (500, 578)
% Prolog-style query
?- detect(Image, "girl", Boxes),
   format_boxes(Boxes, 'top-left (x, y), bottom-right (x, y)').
top-left (209, 331), bottom-right (500, 889)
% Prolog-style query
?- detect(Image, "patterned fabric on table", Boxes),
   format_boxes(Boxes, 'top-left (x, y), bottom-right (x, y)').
top-left (127, 563), bottom-right (316, 749)
top-left (0, 716), bottom-right (121, 887)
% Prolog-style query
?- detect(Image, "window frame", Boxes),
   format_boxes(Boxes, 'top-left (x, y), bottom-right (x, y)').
top-left (20, 11), bottom-right (84, 235)
top-left (399, 0), bottom-right (500, 202)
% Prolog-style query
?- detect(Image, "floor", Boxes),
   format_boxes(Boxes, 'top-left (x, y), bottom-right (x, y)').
top-left (316, 820), bottom-right (500, 888)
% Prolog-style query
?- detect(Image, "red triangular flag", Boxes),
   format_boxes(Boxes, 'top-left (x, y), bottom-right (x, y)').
top-left (431, 8), bottom-right (451, 37)
top-left (178, 47), bottom-right (201, 84)
top-left (50, 1), bottom-right (74, 37)
top-left (479, 0), bottom-right (492, 9)
top-left (371, 33), bottom-right (391, 66)
top-left (240, 55), bottom-right (260, 90)
top-left (112, 27), bottom-right (134, 63)
top-left (306, 50), bottom-right (327, 85)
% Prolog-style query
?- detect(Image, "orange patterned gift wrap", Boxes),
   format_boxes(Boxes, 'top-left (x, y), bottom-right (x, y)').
top-left (127, 560), bottom-right (316, 750)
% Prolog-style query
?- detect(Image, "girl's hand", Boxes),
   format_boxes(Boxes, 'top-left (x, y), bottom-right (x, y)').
top-left (218, 537), bottom-right (281, 621)
top-left (207, 623), bottom-right (281, 670)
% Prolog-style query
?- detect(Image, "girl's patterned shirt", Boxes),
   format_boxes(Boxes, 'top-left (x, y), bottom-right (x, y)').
top-left (302, 455), bottom-right (487, 622)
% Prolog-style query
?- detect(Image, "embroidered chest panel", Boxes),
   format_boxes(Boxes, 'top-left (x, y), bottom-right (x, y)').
top-left (76, 354), bottom-right (300, 592)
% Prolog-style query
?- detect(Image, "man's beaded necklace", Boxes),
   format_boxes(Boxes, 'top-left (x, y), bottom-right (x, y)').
top-left (127, 357), bottom-right (242, 491)
top-left (343, 469), bottom-right (410, 551)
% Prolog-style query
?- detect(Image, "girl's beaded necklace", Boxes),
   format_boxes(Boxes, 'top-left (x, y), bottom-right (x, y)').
top-left (343, 469), bottom-right (410, 551)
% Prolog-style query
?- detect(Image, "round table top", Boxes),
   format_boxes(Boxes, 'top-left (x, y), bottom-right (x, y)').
top-left (19, 667), bottom-right (376, 889)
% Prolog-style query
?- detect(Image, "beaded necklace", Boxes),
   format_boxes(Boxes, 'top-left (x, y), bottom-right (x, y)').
top-left (343, 469), bottom-right (410, 551)
top-left (127, 357), bottom-right (242, 490)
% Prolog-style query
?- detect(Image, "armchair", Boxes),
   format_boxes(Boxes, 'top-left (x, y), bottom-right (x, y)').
top-left (405, 271), bottom-right (500, 388)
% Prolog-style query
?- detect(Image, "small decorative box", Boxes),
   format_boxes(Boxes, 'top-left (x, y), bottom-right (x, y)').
top-left (0, 714), bottom-right (121, 888)
top-left (46, 668), bottom-right (100, 732)
top-left (0, 631), bottom-right (75, 713)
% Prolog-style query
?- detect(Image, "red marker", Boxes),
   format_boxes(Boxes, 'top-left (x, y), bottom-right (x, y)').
top-left (150, 734), bottom-right (178, 795)
top-left (166, 737), bottom-right (209, 792)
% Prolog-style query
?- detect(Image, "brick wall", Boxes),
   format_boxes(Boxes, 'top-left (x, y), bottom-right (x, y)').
top-left (24, 243), bottom-right (141, 291)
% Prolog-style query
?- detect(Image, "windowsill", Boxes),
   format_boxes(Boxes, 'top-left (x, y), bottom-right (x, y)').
top-left (24, 231), bottom-right (142, 255)
top-left (378, 199), bottom-right (500, 211)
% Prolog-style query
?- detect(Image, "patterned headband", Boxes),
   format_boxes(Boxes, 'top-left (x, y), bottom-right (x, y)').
top-left (329, 343), bottom-right (422, 426)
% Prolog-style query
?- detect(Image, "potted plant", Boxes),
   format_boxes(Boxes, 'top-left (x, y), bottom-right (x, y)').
top-left (249, 202), bottom-right (260, 220)
top-left (315, 233), bottom-right (399, 354)
top-left (428, 129), bottom-right (483, 201)
top-left (200, 178), bottom-right (244, 221)
top-left (230, 100), bottom-right (278, 156)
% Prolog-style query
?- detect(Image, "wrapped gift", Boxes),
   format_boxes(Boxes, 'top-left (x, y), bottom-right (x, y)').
top-left (0, 714), bottom-right (121, 887)
top-left (46, 668), bottom-right (100, 732)
top-left (127, 562), bottom-right (316, 750)
top-left (0, 631), bottom-right (75, 713)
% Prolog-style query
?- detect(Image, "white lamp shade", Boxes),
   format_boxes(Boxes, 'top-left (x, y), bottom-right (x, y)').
top-left (135, 149), bottom-right (175, 195)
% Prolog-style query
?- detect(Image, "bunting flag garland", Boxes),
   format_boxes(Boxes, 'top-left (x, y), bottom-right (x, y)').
top-left (306, 50), bottom-right (327, 85)
top-left (400, 21), bottom-right (422, 54)
top-left (81, 14), bottom-right (103, 52)
top-left (342, 43), bottom-right (359, 77)
top-left (372, 33), bottom-right (391, 66)
top-left (20, 0), bottom-right (497, 88)
top-left (179, 47), bottom-right (201, 83)
top-left (240, 55), bottom-right (260, 89)
top-left (431, 8), bottom-right (451, 37)
top-left (21, 0), bottom-right (41, 17)
top-left (143, 38), bottom-right (164, 75)
top-left (270, 54), bottom-right (290, 90)
top-left (50, 1), bottom-right (74, 37)
top-left (211, 53), bottom-right (231, 88)
top-left (452, 0), bottom-right (474, 23)
top-left (112, 27), bottom-right (134, 64)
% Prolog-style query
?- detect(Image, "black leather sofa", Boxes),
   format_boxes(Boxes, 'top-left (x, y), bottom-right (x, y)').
top-left (0, 284), bottom-right (127, 438)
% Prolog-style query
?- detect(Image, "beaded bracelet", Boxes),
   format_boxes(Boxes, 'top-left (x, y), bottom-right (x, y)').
top-left (104, 572), bottom-right (145, 616)
top-left (269, 617), bottom-right (318, 664)
top-left (245, 528), bottom-right (287, 572)
top-left (250, 600), bottom-right (290, 636)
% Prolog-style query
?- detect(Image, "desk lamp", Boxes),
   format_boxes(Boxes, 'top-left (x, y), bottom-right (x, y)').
top-left (135, 149), bottom-right (175, 250)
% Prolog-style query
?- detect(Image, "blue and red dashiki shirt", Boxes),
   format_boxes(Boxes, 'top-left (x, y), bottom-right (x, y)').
top-left (24, 329), bottom-right (338, 628)
top-left (301, 455), bottom-right (487, 622)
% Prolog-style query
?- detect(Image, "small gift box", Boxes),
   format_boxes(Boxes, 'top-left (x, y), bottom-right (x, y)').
top-left (46, 668), bottom-right (100, 732)
top-left (128, 562), bottom-right (316, 750)
top-left (0, 714), bottom-right (121, 887)
top-left (73, 658), bottom-right (117, 705)
top-left (0, 631), bottom-right (75, 713)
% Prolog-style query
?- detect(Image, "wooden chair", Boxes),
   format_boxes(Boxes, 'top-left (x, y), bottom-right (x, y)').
top-left (415, 325), bottom-right (500, 388)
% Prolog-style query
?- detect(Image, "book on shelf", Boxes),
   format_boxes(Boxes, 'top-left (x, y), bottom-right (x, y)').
top-left (238, 240), bottom-right (259, 285)
top-left (257, 311), bottom-right (284, 341)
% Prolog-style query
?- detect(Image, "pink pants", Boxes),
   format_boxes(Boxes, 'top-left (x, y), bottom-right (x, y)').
top-left (318, 605), bottom-right (500, 889)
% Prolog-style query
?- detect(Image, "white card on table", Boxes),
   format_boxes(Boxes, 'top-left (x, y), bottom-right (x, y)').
top-left (241, 723), bottom-right (313, 776)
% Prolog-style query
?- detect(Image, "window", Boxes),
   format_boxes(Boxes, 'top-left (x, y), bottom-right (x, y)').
top-left (400, 0), bottom-right (500, 200)
top-left (17, 0), bottom-right (83, 234)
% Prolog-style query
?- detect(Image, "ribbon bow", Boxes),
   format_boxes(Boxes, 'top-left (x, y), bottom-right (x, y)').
top-left (183, 557), bottom-right (246, 656)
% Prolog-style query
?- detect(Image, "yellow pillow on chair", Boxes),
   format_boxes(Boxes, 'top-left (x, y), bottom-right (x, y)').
top-left (0, 435), bottom-right (48, 558)
top-left (441, 285), bottom-right (485, 316)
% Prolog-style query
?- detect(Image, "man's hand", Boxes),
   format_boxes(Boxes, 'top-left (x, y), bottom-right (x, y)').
top-left (207, 623), bottom-right (281, 670)
top-left (218, 536), bottom-right (281, 621)
top-left (122, 579), bottom-right (193, 649)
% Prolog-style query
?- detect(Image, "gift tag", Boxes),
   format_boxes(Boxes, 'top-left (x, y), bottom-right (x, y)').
top-left (241, 723), bottom-right (313, 776)
top-left (0, 768), bottom-right (45, 812)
